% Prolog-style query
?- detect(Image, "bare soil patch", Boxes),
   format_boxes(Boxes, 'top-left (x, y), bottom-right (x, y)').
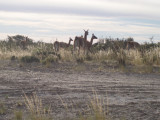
top-left (0, 60), bottom-right (160, 120)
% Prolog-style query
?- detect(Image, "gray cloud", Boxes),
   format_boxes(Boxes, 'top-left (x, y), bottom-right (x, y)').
top-left (0, 0), bottom-right (160, 43)
top-left (0, 0), bottom-right (160, 19)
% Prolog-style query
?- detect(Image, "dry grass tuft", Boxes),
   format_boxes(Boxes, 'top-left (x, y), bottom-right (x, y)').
top-left (78, 90), bottom-right (108, 120)
top-left (14, 110), bottom-right (23, 120)
top-left (23, 92), bottom-right (52, 120)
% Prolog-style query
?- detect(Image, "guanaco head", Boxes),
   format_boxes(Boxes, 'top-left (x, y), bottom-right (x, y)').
top-left (69, 37), bottom-right (73, 41)
top-left (92, 34), bottom-right (98, 39)
top-left (83, 29), bottom-right (89, 36)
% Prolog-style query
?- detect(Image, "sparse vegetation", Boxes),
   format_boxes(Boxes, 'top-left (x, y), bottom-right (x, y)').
top-left (0, 35), bottom-right (159, 73)
top-left (80, 91), bottom-right (107, 120)
top-left (23, 92), bottom-right (52, 120)
top-left (14, 110), bottom-right (23, 120)
top-left (21, 92), bottom-right (108, 120)
top-left (0, 35), bottom-right (159, 72)
top-left (0, 102), bottom-right (6, 115)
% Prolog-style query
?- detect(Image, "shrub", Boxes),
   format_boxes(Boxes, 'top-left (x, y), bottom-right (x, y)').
top-left (21, 56), bottom-right (40, 63)
top-left (11, 56), bottom-right (17, 61)
top-left (32, 48), bottom-right (61, 61)
top-left (76, 57), bottom-right (84, 63)
top-left (41, 55), bottom-right (58, 65)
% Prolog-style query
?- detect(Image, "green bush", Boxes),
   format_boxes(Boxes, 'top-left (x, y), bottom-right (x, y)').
top-left (32, 48), bottom-right (61, 61)
top-left (11, 56), bottom-right (17, 61)
top-left (42, 55), bottom-right (58, 65)
top-left (76, 57), bottom-right (84, 63)
top-left (21, 56), bottom-right (40, 63)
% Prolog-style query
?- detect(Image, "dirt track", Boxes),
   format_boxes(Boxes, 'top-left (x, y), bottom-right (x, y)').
top-left (0, 61), bottom-right (160, 120)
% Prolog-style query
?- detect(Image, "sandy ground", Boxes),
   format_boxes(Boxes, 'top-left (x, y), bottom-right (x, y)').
top-left (0, 60), bottom-right (160, 120)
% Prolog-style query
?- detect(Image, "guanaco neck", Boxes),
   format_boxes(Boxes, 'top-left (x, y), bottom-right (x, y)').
top-left (90, 36), bottom-right (94, 45)
top-left (84, 32), bottom-right (87, 42)
top-left (68, 39), bottom-right (72, 45)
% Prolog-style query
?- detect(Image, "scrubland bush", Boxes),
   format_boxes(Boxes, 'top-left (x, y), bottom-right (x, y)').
top-left (42, 55), bottom-right (59, 65)
top-left (76, 57), bottom-right (84, 63)
top-left (11, 55), bottom-right (17, 61)
top-left (21, 56), bottom-right (40, 63)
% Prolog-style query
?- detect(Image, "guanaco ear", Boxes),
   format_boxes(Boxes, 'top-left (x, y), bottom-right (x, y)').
top-left (87, 29), bottom-right (89, 31)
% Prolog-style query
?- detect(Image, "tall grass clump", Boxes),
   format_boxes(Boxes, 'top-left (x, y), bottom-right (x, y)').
top-left (23, 93), bottom-right (52, 120)
top-left (78, 91), bottom-right (107, 120)
top-left (89, 50), bottom-right (112, 62)
top-left (115, 49), bottom-right (126, 66)
top-left (142, 48), bottom-right (160, 65)
top-left (0, 50), bottom-right (32, 60)
top-left (0, 42), bottom-right (36, 60)
top-left (113, 47), bottom-right (160, 67)
top-left (126, 49), bottom-right (143, 65)
top-left (88, 49), bottom-right (127, 66)
top-left (125, 47), bottom-right (160, 66)
top-left (14, 110), bottom-right (23, 120)
top-left (59, 49), bottom-right (74, 62)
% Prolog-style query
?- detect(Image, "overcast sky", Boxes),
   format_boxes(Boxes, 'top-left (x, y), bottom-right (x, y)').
top-left (0, 0), bottom-right (160, 43)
